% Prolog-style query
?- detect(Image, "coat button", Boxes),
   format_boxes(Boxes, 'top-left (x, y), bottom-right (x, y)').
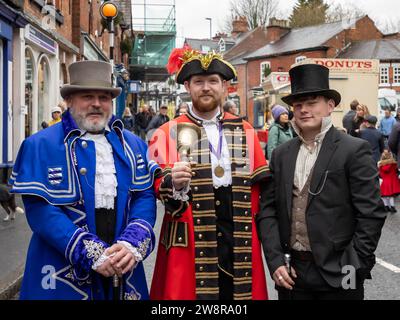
top-left (244, 211), bottom-right (249, 216)
top-left (194, 186), bottom-right (199, 192)
top-left (217, 232), bottom-right (222, 237)
top-left (244, 180), bottom-right (247, 185)
top-left (245, 272), bottom-right (249, 277)
top-left (200, 251), bottom-right (205, 257)
top-left (200, 281), bottom-right (205, 286)
top-left (82, 141), bottom-right (88, 148)
top-left (198, 234), bottom-right (203, 240)
top-left (80, 168), bottom-right (87, 175)
top-left (196, 203), bottom-right (200, 209)
top-left (244, 256), bottom-right (248, 262)
top-left (178, 237), bottom-right (183, 243)
top-left (244, 195), bottom-right (248, 200)
top-left (192, 172), bottom-right (196, 177)
top-left (215, 200), bottom-right (221, 206)
top-left (245, 240), bottom-right (249, 245)
top-left (242, 151), bottom-right (246, 157)
top-left (245, 226), bottom-right (249, 231)
top-left (196, 219), bottom-right (201, 225)
top-left (199, 266), bottom-right (204, 272)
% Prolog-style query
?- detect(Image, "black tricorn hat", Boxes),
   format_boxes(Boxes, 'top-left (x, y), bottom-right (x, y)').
top-left (282, 64), bottom-right (341, 107)
top-left (166, 47), bottom-right (237, 84)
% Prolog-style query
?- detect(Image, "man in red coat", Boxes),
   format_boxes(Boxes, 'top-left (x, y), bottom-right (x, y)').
top-left (148, 47), bottom-right (269, 300)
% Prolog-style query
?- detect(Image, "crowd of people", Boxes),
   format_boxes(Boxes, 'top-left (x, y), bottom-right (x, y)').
top-left (6, 48), bottom-right (389, 301)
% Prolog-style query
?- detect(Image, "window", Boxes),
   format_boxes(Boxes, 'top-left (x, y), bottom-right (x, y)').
top-left (201, 45), bottom-right (210, 53)
top-left (295, 56), bottom-right (307, 64)
top-left (380, 64), bottom-right (390, 86)
top-left (260, 61), bottom-right (271, 83)
top-left (393, 64), bottom-right (400, 85)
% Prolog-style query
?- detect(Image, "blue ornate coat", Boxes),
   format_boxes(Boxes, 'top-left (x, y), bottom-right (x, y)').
top-left (9, 110), bottom-right (160, 300)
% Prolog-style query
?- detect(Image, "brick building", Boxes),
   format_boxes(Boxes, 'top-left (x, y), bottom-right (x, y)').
top-left (225, 15), bottom-right (386, 127)
top-left (339, 39), bottom-right (400, 94)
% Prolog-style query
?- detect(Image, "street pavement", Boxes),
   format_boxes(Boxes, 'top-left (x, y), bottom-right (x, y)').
top-left (1, 197), bottom-right (399, 300)
top-left (0, 194), bottom-right (31, 299)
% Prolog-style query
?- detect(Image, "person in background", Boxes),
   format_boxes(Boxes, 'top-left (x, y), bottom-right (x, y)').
top-left (350, 104), bottom-right (370, 137)
top-left (342, 99), bottom-right (359, 134)
top-left (266, 105), bottom-right (294, 160)
top-left (379, 108), bottom-right (396, 145)
top-left (395, 107), bottom-right (400, 122)
top-left (146, 105), bottom-right (170, 133)
top-left (378, 149), bottom-right (400, 213)
top-left (388, 118), bottom-right (400, 167)
top-left (41, 121), bottom-right (49, 130)
top-left (48, 106), bottom-right (62, 126)
top-left (360, 115), bottom-right (385, 163)
top-left (121, 107), bottom-right (135, 133)
top-left (136, 104), bottom-right (153, 141)
top-left (174, 102), bottom-right (189, 118)
top-left (222, 100), bottom-right (239, 116)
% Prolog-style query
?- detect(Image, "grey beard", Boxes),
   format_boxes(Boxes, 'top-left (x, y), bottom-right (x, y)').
top-left (70, 109), bottom-right (111, 133)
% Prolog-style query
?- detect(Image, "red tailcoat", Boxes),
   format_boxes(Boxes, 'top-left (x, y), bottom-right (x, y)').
top-left (148, 112), bottom-right (269, 300)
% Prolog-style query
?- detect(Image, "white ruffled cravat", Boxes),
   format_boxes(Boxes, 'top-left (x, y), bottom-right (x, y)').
top-left (82, 133), bottom-right (118, 209)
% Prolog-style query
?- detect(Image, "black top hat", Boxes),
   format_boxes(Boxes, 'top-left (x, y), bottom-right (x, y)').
top-left (282, 64), bottom-right (341, 106)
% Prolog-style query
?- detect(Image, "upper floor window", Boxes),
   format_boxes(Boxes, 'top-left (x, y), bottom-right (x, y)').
top-left (260, 61), bottom-right (271, 83)
top-left (380, 64), bottom-right (390, 86)
top-left (393, 64), bottom-right (400, 86)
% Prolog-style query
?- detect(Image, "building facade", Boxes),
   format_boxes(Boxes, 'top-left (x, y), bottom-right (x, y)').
top-left (0, 0), bottom-right (129, 181)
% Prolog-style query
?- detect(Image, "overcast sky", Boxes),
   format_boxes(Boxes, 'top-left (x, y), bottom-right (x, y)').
top-left (173, 0), bottom-right (400, 45)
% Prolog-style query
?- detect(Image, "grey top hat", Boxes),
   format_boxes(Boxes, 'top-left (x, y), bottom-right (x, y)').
top-left (60, 61), bottom-right (122, 99)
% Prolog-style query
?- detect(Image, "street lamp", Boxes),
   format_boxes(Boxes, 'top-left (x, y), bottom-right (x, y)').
top-left (100, 1), bottom-right (119, 65)
top-left (100, 1), bottom-right (119, 113)
top-left (205, 17), bottom-right (212, 39)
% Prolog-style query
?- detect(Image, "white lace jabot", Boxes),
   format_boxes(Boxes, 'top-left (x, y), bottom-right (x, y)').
top-left (82, 133), bottom-right (118, 209)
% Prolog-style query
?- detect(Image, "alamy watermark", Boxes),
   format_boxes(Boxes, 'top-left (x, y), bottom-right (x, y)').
top-left (41, 265), bottom-right (56, 290)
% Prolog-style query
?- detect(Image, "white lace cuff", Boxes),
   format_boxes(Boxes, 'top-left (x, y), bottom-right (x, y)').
top-left (172, 184), bottom-right (190, 201)
top-left (117, 241), bottom-right (143, 263)
top-left (92, 252), bottom-right (116, 271)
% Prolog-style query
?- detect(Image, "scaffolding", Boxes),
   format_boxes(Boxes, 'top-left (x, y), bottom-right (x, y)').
top-left (130, 0), bottom-right (176, 82)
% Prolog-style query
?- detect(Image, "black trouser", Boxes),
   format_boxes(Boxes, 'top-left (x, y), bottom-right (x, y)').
top-left (95, 207), bottom-right (116, 300)
top-left (214, 186), bottom-right (234, 300)
top-left (277, 251), bottom-right (364, 300)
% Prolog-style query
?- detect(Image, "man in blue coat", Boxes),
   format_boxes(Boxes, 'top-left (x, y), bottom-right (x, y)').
top-left (9, 61), bottom-right (160, 300)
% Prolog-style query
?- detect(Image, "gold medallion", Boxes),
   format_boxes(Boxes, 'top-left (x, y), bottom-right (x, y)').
top-left (214, 165), bottom-right (225, 178)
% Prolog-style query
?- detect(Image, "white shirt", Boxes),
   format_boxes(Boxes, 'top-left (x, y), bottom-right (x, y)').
top-left (195, 110), bottom-right (233, 188)
top-left (291, 117), bottom-right (333, 191)
top-left (173, 107), bottom-right (232, 200)
top-left (82, 132), bottom-right (118, 209)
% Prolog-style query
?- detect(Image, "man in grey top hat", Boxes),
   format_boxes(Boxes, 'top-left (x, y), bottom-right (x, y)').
top-left (10, 60), bottom-right (160, 300)
top-left (256, 63), bottom-right (386, 300)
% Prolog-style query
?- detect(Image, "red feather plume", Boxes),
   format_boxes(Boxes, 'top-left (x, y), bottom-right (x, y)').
top-left (166, 45), bottom-right (192, 75)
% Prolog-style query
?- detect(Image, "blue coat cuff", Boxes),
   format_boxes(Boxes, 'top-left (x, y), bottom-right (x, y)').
top-left (65, 228), bottom-right (109, 280)
top-left (116, 219), bottom-right (155, 260)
